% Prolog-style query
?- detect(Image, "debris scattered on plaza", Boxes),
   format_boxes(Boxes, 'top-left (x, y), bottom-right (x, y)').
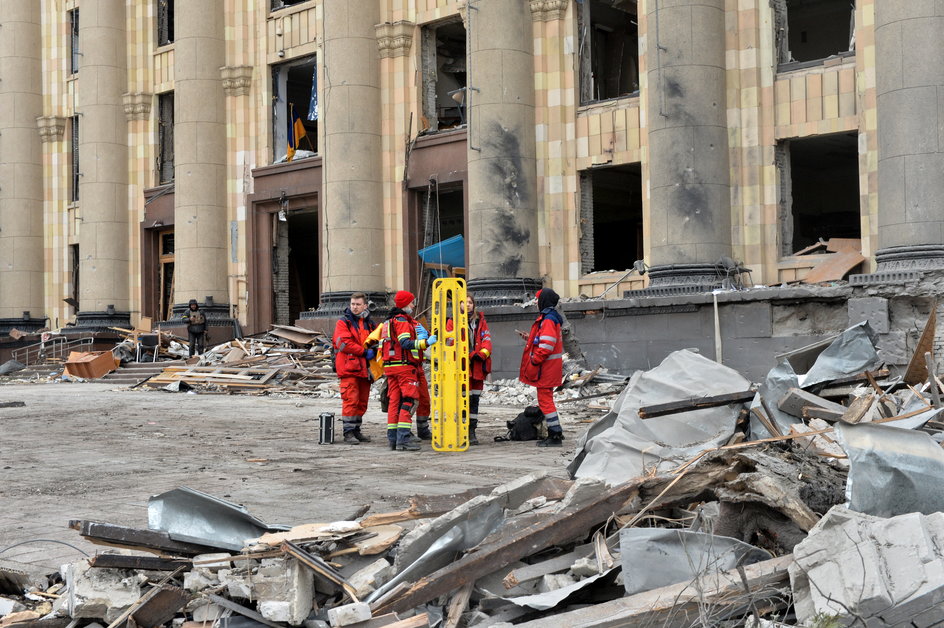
top-left (5, 316), bottom-right (944, 626)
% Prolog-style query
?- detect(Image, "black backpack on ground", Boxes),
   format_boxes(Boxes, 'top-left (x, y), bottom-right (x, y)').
top-left (495, 406), bottom-right (547, 442)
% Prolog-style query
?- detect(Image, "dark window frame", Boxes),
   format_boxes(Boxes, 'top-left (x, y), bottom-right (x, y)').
top-left (157, 92), bottom-right (175, 184)
top-left (69, 8), bottom-right (80, 74)
top-left (157, 0), bottom-right (174, 46)
top-left (71, 115), bottom-right (80, 203)
top-left (577, 0), bottom-right (640, 105)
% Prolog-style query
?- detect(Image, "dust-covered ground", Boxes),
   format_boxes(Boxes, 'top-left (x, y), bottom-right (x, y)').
top-left (0, 383), bottom-right (590, 572)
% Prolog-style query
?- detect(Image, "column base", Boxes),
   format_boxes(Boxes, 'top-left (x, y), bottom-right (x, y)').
top-left (71, 310), bottom-right (132, 333)
top-left (626, 263), bottom-right (724, 297)
top-left (467, 277), bottom-right (543, 308)
top-left (303, 291), bottom-right (390, 321)
top-left (0, 317), bottom-right (47, 337)
top-left (850, 245), bottom-right (944, 286)
top-left (160, 301), bottom-right (241, 344)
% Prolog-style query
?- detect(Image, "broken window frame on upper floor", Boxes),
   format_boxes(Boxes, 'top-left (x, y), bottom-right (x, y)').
top-left (578, 0), bottom-right (640, 105)
top-left (157, 0), bottom-right (174, 47)
top-left (420, 18), bottom-right (467, 135)
top-left (774, 0), bottom-right (856, 70)
top-left (270, 0), bottom-right (309, 12)
top-left (157, 91), bottom-right (174, 185)
top-left (271, 56), bottom-right (318, 163)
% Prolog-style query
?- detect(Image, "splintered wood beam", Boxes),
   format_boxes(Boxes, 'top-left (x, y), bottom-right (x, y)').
top-left (69, 520), bottom-right (218, 556)
top-left (89, 555), bottom-right (190, 571)
top-left (637, 389), bottom-right (757, 419)
top-left (370, 479), bottom-right (644, 616)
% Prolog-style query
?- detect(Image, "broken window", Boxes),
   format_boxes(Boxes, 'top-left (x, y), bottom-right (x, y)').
top-left (579, 164), bottom-right (643, 273)
top-left (157, 0), bottom-right (173, 46)
top-left (70, 115), bottom-right (80, 202)
top-left (270, 0), bottom-right (308, 12)
top-left (69, 8), bottom-right (79, 74)
top-left (779, 132), bottom-right (860, 255)
top-left (578, 0), bottom-right (639, 104)
top-left (157, 92), bottom-right (174, 184)
top-left (70, 244), bottom-right (80, 312)
top-left (272, 57), bottom-right (318, 162)
top-left (421, 19), bottom-right (467, 133)
top-left (777, 0), bottom-right (854, 65)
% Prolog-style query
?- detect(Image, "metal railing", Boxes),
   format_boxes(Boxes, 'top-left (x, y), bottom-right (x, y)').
top-left (11, 336), bottom-right (94, 366)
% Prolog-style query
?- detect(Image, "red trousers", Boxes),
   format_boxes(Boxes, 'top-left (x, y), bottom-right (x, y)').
top-left (416, 367), bottom-right (431, 417)
top-left (386, 368), bottom-right (419, 433)
top-left (339, 377), bottom-right (370, 416)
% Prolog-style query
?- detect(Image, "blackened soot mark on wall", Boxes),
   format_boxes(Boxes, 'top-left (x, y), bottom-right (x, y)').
top-left (673, 183), bottom-right (708, 224)
top-left (665, 78), bottom-right (684, 98)
top-left (486, 122), bottom-right (531, 210)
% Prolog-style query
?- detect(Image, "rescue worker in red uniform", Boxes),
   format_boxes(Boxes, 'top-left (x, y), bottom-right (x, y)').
top-left (332, 292), bottom-right (376, 444)
top-left (446, 294), bottom-right (492, 445)
top-left (519, 288), bottom-right (564, 447)
top-left (376, 291), bottom-right (437, 451)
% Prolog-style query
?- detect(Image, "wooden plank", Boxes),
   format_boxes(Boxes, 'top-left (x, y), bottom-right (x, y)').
top-left (509, 555), bottom-right (793, 628)
top-left (69, 521), bottom-right (217, 556)
top-left (443, 583), bottom-right (473, 628)
top-left (502, 545), bottom-right (593, 589)
top-left (370, 479), bottom-right (644, 615)
top-left (904, 308), bottom-right (937, 385)
top-left (926, 352), bottom-right (942, 407)
top-left (89, 554), bottom-right (189, 571)
top-left (801, 249), bottom-right (866, 284)
top-left (131, 585), bottom-right (190, 628)
top-left (638, 389), bottom-right (757, 419)
top-left (824, 237), bottom-right (861, 253)
top-left (281, 541), bottom-right (359, 603)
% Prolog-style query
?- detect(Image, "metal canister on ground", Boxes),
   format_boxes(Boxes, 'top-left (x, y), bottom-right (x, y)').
top-left (319, 412), bottom-right (335, 444)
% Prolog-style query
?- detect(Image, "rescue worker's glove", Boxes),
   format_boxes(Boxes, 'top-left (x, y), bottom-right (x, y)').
top-left (427, 334), bottom-right (438, 346)
top-left (365, 349), bottom-right (376, 360)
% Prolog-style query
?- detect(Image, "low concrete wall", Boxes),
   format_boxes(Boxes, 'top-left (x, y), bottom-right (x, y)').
top-left (483, 284), bottom-right (936, 383)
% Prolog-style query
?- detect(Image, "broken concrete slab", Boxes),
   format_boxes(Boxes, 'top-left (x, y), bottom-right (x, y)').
top-left (60, 559), bottom-right (144, 623)
top-left (218, 557), bottom-right (314, 625)
top-left (0, 598), bottom-right (26, 617)
top-left (348, 559), bottom-right (395, 599)
top-left (327, 602), bottom-right (371, 627)
top-left (790, 506), bottom-right (944, 626)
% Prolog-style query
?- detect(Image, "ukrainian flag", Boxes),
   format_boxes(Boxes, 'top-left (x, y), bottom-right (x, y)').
top-left (286, 103), bottom-right (306, 162)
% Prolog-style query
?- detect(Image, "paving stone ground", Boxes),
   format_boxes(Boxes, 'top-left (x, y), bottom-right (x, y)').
top-left (0, 383), bottom-right (587, 572)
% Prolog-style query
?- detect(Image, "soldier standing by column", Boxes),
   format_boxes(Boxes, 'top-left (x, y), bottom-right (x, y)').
top-left (183, 299), bottom-right (207, 358)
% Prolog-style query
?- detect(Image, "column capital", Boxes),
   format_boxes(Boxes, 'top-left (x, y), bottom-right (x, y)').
top-left (36, 115), bottom-right (66, 143)
top-left (530, 0), bottom-right (569, 21)
top-left (457, 2), bottom-right (469, 28)
top-left (221, 65), bottom-right (253, 96)
top-left (375, 21), bottom-right (415, 59)
top-left (122, 92), bottom-right (153, 121)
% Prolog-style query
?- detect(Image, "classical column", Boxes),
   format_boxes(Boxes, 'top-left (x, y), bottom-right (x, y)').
top-left (644, 0), bottom-right (732, 292)
top-left (317, 0), bottom-right (386, 317)
top-left (0, 1), bottom-right (45, 335)
top-left (172, 0), bottom-right (229, 316)
top-left (872, 1), bottom-right (944, 274)
top-left (465, 0), bottom-right (542, 305)
top-left (76, 0), bottom-right (130, 329)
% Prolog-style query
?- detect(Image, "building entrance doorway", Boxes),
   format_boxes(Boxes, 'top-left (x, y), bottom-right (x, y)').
top-left (273, 209), bottom-right (319, 325)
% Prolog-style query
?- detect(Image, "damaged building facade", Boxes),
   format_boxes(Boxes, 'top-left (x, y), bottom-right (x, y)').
top-left (1, 0), bottom-right (943, 377)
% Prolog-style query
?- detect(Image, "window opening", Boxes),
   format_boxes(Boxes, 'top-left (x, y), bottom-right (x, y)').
top-left (421, 19), bottom-right (467, 134)
top-left (272, 57), bottom-right (318, 162)
top-left (578, 0), bottom-right (639, 104)
top-left (779, 132), bottom-right (860, 255)
top-left (270, 0), bottom-right (308, 11)
top-left (69, 9), bottom-right (80, 74)
top-left (579, 163), bottom-right (643, 273)
top-left (778, 0), bottom-right (854, 65)
top-left (157, 0), bottom-right (174, 46)
top-left (157, 92), bottom-right (174, 184)
top-left (71, 115), bottom-right (80, 202)
top-left (70, 244), bottom-right (80, 313)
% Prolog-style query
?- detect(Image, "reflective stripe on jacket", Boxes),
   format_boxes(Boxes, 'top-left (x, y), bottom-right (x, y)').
top-left (519, 308), bottom-right (564, 387)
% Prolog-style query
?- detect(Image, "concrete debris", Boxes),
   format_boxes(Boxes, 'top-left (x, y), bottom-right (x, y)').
top-left (11, 321), bottom-right (944, 627)
top-left (791, 506), bottom-right (944, 626)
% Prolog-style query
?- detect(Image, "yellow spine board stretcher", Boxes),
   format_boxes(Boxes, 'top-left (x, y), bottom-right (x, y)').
top-left (429, 278), bottom-right (469, 452)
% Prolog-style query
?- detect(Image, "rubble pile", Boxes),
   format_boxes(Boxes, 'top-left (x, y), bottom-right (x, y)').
top-left (6, 318), bottom-right (944, 627)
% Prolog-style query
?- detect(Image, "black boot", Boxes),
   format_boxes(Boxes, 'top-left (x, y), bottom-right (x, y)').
top-left (396, 427), bottom-right (421, 451)
top-left (342, 432), bottom-right (361, 445)
top-left (537, 432), bottom-right (564, 447)
top-left (416, 417), bottom-right (433, 440)
top-left (469, 419), bottom-right (479, 446)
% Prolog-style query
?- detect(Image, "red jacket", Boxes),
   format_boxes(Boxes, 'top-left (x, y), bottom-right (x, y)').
top-left (447, 311), bottom-right (493, 381)
top-left (519, 309), bottom-right (564, 388)
top-left (380, 311), bottom-right (424, 374)
top-left (333, 310), bottom-right (375, 378)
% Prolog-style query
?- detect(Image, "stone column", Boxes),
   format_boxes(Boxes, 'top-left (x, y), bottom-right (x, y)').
top-left (0, 1), bottom-right (45, 335)
top-left (173, 0), bottom-right (229, 315)
top-left (645, 0), bottom-right (731, 292)
top-left (76, 0), bottom-right (130, 329)
top-left (317, 0), bottom-right (386, 317)
top-left (466, 0), bottom-right (542, 305)
top-left (873, 1), bottom-right (944, 274)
